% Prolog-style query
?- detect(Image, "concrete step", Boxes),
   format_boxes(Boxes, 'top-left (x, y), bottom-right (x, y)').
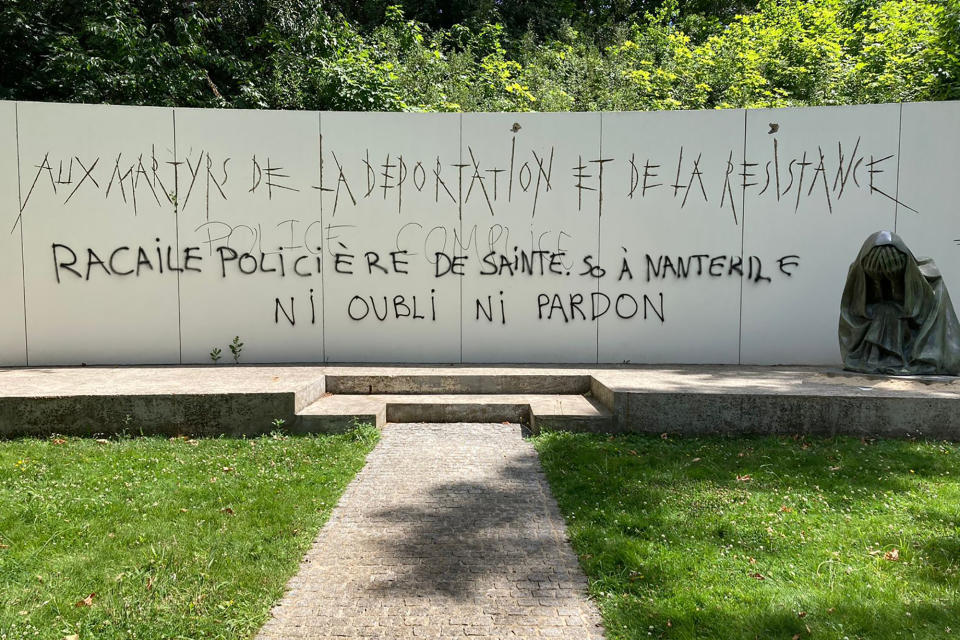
top-left (294, 394), bottom-right (385, 432)
top-left (529, 395), bottom-right (613, 433)
top-left (295, 394), bottom-right (612, 433)
top-left (324, 374), bottom-right (593, 395)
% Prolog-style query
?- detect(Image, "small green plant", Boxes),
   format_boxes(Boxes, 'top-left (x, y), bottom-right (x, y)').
top-left (210, 347), bottom-right (222, 363)
top-left (229, 336), bottom-right (243, 364)
top-left (350, 421), bottom-right (379, 446)
top-left (117, 414), bottom-right (137, 439)
top-left (270, 418), bottom-right (288, 440)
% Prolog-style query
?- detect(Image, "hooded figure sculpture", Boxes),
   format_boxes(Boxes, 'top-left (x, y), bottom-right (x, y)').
top-left (839, 230), bottom-right (960, 376)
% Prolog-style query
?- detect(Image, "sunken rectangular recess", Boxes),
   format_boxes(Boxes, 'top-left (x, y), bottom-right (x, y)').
top-left (324, 374), bottom-right (593, 395)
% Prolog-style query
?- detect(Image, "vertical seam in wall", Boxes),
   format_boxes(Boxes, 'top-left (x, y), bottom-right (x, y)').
top-left (14, 103), bottom-right (28, 365)
top-left (596, 112), bottom-right (603, 364)
top-left (737, 109), bottom-right (747, 366)
top-left (172, 109), bottom-right (183, 364)
top-left (319, 111), bottom-right (326, 363)
top-left (894, 102), bottom-right (903, 232)
top-left (459, 112), bottom-right (463, 364)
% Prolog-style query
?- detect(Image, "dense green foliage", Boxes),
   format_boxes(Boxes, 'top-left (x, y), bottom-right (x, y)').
top-left (0, 428), bottom-right (378, 639)
top-left (1, 0), bottom-right (958, 111)
top-left (534, 432), bottom-right (960, 639)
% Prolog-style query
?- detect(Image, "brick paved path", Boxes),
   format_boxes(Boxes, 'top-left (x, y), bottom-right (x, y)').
top-left (256, 422), bottom-right (605, 640)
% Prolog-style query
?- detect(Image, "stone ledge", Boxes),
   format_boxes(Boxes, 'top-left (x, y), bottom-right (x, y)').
top-left (0, 365), bottom-right (956, 438)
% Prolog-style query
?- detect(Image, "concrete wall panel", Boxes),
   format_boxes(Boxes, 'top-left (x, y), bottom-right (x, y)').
top-left (16, 102), bottom-right (179, 365)
top-left (0, 102), bottom-right (26, 365)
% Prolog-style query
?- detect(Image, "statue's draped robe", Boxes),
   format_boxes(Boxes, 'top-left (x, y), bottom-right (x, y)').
top-left (839, 231), bottom-right (960, 375)
top-left (840, 231), bottom-right (960, 375)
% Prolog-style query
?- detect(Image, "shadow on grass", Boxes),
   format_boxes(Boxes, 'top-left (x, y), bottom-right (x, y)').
top-left (534, 432), bottom-right (960, 640)
top-left (606, 599), bottom-right (959, 639)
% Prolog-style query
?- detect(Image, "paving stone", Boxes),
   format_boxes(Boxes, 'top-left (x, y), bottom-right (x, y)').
top-left (256, 423), bottom-right (605, 640)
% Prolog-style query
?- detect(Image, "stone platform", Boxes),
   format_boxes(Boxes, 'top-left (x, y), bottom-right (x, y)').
top-left (0, 364), bottom-right (957, 438)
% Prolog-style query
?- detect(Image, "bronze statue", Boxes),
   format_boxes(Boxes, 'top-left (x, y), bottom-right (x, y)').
top-left (839, 230), bottom-right (960, 376)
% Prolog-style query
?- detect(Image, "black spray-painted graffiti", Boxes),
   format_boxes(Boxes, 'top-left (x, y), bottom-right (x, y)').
top-left (49, 228), bottom-right (800, 328)
top-left (12, 133), bottom-right (916, 231)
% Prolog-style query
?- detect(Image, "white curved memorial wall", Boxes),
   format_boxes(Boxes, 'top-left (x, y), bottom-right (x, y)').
top-left (0, 100), bottom-right (957, 365)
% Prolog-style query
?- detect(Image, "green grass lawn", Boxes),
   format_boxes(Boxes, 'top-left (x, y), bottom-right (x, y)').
top-left (534, 432), bottom-right (960, 640)
top-left (0, 427), bottom-right (378, 640)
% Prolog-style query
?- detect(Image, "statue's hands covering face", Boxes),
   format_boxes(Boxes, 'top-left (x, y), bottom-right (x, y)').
top-left (862, 244), bottom-right (907, 305)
